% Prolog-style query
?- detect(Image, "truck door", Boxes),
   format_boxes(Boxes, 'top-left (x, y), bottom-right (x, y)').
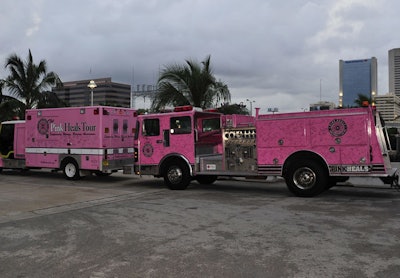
top-left (138, 115), bottom-right (195, 166)
top-left (138, 117), bottom-right (165, 165)
top-left (168, 115), bottom-right (195, 160)
top-left (14, 124), bottom-right (25, 159)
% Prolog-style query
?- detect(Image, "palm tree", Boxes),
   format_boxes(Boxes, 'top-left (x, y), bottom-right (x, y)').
top-left (354, 94), bottom-right (371, 107)
top-left (0, 80), bottom-right (25, 121)
top-left (2, 49), bottom-right (63, 113)
top-left (151, 55), bottom-right (230, 111)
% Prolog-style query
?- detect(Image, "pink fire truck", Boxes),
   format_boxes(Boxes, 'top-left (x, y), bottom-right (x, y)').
top-left (126, 105), bottom-right (398, 197)
top-left (0, 106), bottom-right (137, 180)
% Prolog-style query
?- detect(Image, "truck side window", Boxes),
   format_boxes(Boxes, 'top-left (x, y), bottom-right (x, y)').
top-left (123, 119), bottom-right (128, 134)
top-left (143, 119), bottom-right (160, 136)
top-left (170, 116), bottom-right (191, 134)
top-left (113, 119), bottom-right (119, 134)
top-left (202, 118), bottom-right (220, 132)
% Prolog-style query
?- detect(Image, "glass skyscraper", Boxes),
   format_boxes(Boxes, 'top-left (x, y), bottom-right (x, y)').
top-left (339, 57), bottom-right (377, 108)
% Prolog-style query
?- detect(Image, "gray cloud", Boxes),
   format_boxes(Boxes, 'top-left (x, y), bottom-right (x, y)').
top-left (1, 0), bottom-right (399, 112)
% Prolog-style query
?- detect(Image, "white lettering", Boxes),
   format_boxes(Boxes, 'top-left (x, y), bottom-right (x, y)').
top-left (50, 123), bottom-right (64, 132)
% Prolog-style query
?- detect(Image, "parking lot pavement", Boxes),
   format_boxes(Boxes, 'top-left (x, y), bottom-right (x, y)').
top-left (1, 170), bottom-right (400, 277)
top-left (0, 170), bottom-right (164, 224)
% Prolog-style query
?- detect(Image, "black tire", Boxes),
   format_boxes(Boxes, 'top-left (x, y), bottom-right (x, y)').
top-left (196, 175), bottom-right (217, 185)
top-left (62, 159), bottom-right (80, 180)
top-left (285, 159), bottom-right (327, 197)
top-left (0, 168), bottom-right (2, 174)
top-left (163, 160), bottom-right (191, 190)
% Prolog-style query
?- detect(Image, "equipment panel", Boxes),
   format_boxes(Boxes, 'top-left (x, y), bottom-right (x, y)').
top-left (223, 127), bottom-right (257, 172)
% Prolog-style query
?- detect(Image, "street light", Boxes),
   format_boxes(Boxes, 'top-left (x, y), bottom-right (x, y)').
top-left (246, 99), bottom-right (255, 116)
top-left (87, 80), bottom-right (97, 106)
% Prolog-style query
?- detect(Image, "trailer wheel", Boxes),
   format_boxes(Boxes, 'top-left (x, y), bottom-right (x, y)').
top-left (62, 159), bottom-right (80, 180)
top-left (196, 175), bottom-right (217, 185)
top-left (285, 159), bottom-right (327, 197)
top-left (164, 160), bottom-right (190, 190)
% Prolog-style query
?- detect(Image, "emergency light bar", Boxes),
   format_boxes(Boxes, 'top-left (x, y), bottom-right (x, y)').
top-left (174, 105), bottom-right (193, 112)
top-left (204, 108), bottom-right (218, 113)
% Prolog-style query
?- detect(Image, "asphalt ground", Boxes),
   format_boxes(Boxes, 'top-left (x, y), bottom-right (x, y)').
top-left (0, 170), bottom-right (400, 278)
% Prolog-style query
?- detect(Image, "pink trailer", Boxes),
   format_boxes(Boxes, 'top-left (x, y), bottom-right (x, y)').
top-left (127, 105), bottom-right (398, 197)
top-left (0, 106), bottom-right (137, 180)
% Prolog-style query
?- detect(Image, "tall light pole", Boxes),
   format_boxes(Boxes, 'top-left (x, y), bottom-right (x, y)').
top-left (87, 80), bottom-right (97, 106)
top-left (246, 99), bottom-right (255, 116)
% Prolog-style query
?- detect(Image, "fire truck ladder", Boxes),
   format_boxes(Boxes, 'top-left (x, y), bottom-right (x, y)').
top-left (375, 113), bottom-right (399, 189)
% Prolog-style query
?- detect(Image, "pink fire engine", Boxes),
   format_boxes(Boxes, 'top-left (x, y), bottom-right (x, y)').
top-left (126, 105), bottom-right (398, 197)
top-left (0, 106), bottom-right (137, 179)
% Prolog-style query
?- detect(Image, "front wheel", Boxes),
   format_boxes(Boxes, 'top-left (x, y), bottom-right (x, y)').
top-left (62, 159), bottom-right (80, 180)
top-left (163, 160), bottom-right (191, 190)
top-left (285, 160), bottom-right (327, 197)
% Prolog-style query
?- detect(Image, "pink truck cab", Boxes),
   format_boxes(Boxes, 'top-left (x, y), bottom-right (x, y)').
top-left (0, 106), bottom-right (137, 179)
top-left (127, 105), bottom-right (398, 197)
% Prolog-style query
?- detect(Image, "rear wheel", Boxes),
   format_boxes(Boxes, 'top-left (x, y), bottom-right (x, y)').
top-left (196, 175), bottom-right (217, 184)
top-left (285, 159), bottom-right (327, 197)
top-left (163, 160), bottom-right (191, 190)
top-left (62, 159), bottom-right (80, 180)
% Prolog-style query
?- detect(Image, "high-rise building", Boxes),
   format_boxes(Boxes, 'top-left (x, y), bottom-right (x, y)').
top-left (388, 48), bottom-right (400, 96)
top-left (339, 57), bottom-right (377, 108)
top-left (53, 77), bottom-right (131, 107)
top-left (375, 93), bottom-right (400, 123)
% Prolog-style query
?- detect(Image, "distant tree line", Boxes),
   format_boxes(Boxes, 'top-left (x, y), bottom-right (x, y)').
top-left (0, 51), bottom-right (248, 122)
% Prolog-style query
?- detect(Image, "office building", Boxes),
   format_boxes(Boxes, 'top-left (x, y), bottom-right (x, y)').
top-left (339, 57), bottom-right (377, 107)
top-left (375, 93), bottom-right (400, 123)
top-left (389, 48), bottom-right (400, 96)
top-left (309, 101), bottom-right (336, 111)
top-left (53, 77), bottom-right (131, 107)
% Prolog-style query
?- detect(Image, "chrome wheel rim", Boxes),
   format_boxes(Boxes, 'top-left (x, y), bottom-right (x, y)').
top-left (293, 167), bottom-right (316, 190)
top-left (167, 166), bottom-right (182, 184)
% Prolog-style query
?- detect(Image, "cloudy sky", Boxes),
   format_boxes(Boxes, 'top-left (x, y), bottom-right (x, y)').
top-left (1, 0), bottom-right (399, 112)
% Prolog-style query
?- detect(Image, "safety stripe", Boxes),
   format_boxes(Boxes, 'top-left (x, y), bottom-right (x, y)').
top-left (25, 148), bottom-right (135, 155)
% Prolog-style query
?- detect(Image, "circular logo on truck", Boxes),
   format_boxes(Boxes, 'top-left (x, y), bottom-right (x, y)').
top-left (37, 118), bottom-right (49, 135)
top-left (142, 143), bottom-right (154, 157)
top-left (328, 119), bottom-right (347, 137)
